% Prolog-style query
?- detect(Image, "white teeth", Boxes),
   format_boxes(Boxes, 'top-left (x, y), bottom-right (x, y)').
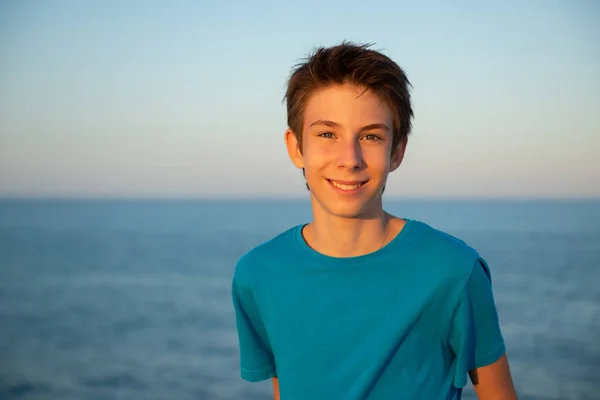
top-left (331, 180), bottom-right (363, 191)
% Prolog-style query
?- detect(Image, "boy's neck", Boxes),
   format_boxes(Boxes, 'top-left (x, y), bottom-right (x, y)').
top-left (302, 206), bottom-right (403, 258)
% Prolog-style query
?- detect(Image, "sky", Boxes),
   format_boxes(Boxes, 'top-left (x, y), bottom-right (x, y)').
top-left (0, 0), bottom-right (598, 199)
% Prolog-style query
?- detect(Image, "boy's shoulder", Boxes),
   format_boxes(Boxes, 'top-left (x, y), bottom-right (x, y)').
top-left (409, 219), bottom-right (477, 255)
top-left (233, 224), bottom-right (301, 283)
top-left (406, 219), bottom-right (485, 277)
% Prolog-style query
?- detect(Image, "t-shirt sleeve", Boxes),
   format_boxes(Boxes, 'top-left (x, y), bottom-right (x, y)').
top-left (232, 273), bottom-right (276, 382)
top-left (449, 258), bottom-right (506, 388)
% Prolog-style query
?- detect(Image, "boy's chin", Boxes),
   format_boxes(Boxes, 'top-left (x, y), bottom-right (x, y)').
top-left (311, 193), bottom-right (383, 219)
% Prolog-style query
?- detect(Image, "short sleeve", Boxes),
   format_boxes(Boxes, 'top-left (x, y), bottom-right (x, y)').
top-left (232, 275), bottom-right (276, 382)
top-left (449, 258), bottom-right (506, 388)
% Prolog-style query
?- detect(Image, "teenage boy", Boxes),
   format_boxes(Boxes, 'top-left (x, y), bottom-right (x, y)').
top-left (232, 42), bottom-right (517, 400)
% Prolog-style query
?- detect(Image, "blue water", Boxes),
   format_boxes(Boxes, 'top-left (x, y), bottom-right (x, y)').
top-left (0, 199), bottom-right (599, 400)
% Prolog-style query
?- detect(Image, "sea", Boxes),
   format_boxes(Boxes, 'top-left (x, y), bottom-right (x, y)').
top-left (0, 199), bottom-right (599, 400)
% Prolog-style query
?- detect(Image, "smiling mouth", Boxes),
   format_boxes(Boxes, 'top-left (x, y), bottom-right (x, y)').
top-left (327, 179), bottom-right (368, 191)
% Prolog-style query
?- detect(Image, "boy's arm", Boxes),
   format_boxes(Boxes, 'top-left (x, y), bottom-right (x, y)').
top-left (232, 268), bottom-right (276, 383)
top-left (470, 353), bottom-right (518, 399)
top-left (450, 259), bottom-right (517, 397)
top-left (272, 377), bottom-right (280, 400)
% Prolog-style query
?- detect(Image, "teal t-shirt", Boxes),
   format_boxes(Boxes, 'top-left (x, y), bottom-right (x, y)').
top-left (231, 219), bottom-right (506, 399)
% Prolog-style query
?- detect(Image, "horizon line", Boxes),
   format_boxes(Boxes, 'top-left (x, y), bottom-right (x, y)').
top-left (0, 195), bottom-right (599, 202)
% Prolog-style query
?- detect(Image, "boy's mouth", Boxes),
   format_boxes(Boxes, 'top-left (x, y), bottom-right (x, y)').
top-left (327, 179), bottom-right (368, 191)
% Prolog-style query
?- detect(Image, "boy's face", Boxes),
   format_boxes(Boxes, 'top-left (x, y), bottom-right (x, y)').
top-left (285, 84), bottom-right (406, 219)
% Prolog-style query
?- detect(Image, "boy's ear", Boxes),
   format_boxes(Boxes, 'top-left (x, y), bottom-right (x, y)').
top-left (285, 129), bottom-right (304, 169)
top-left (389, 139), bottom-right (408, 172)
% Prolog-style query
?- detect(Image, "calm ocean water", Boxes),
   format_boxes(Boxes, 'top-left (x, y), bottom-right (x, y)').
top-left (0, 199), bottom-right (599, 400)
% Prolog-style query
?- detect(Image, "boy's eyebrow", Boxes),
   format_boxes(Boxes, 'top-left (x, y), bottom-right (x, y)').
top-left (309, 120), bottom-right (390, 131)
top-left (310, 119), bottom-right (341, 128)
top-left (361, 123), bottom-right (390, 132)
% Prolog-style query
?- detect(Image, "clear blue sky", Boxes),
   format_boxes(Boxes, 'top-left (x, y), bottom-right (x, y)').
top-left (1, 0), bottom-right (598, 199)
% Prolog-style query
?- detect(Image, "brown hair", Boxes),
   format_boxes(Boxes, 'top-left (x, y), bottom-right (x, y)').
top-left (284, 41), bottom-right (414, 155)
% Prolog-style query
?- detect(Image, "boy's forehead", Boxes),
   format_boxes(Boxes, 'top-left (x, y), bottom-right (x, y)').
top-left (303, 84), bottom-right (392, 128)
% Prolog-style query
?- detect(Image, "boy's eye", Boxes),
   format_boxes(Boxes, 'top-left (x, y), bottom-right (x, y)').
top-left (363, 134), bottom-right (382, 141)
top-left (318, 132), bottom-right (335, 139)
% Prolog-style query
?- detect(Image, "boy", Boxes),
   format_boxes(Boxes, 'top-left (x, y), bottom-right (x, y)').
top-left (231, 42), bottom-right (517, 399)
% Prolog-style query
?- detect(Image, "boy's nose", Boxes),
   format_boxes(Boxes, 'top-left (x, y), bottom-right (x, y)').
top-left (337, 141), bottom-right (365, 170)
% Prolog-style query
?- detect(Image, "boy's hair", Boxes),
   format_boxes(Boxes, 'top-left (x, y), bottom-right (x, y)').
top-left (284, 41), bottom-right (414, 156)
